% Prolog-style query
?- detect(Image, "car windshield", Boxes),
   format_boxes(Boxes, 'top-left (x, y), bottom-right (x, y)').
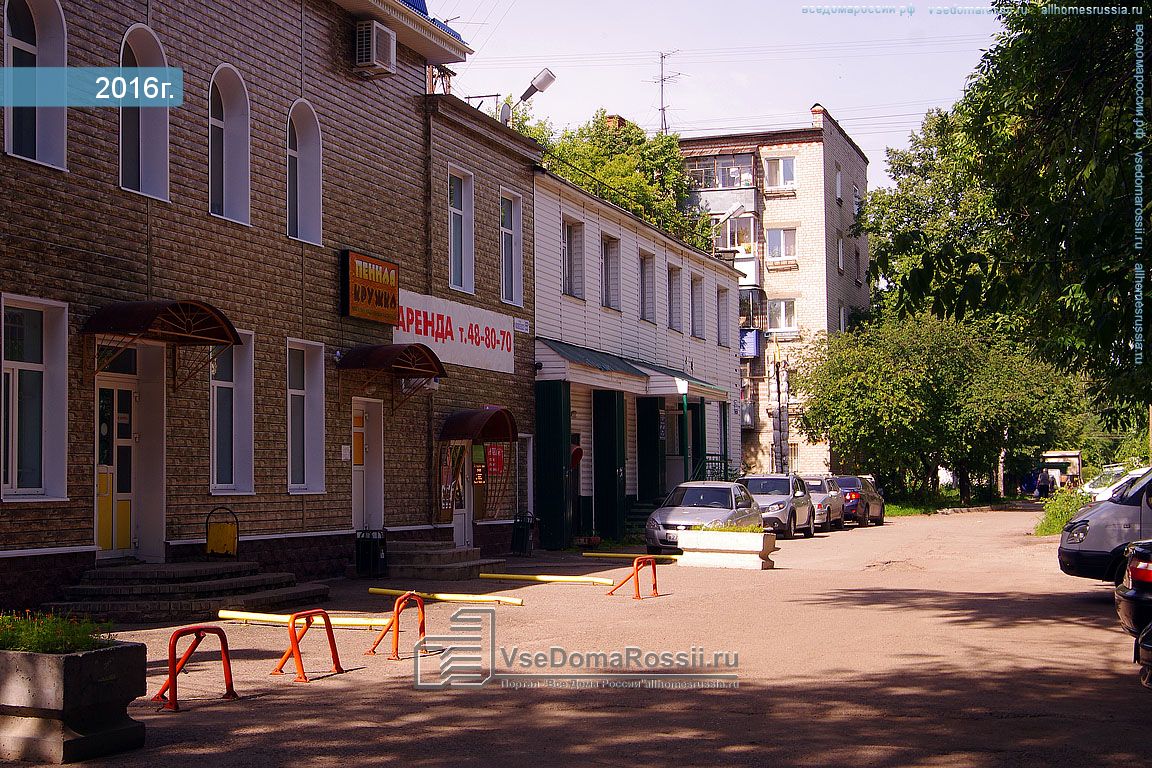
top-left (835, 476), bottom-right (861, 489)
top-left (1113, 469), bottom-right (1152, 505)
top-left (742, 477), bottom-right (791, 495)
top-left (804, 478), bottom-right (828, 492)
top-left (665, 487), bottom-right (733, 509)
top-left (1085, 467), bottom-right (1128, 490)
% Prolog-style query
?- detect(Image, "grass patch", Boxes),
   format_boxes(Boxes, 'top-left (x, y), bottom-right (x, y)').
top-left (1034, 488), bottom-right (1093, 536)
top-left (0, 612), bottom-right (113, 654)
top-left (704, 523), bottom-right (765, 532)
top-left (884, 501), bottom-right (942, 516)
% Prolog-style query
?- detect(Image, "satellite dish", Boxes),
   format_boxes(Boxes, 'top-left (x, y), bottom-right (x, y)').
top-left (499, 103), bottom-right (511, 125)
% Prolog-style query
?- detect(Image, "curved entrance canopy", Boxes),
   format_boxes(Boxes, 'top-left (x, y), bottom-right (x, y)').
top-left (439, 406), bottom-right (518, 443)
top-left (335, 343), bottom-right (446, 378)
top-left (81, 300), bottom-right (241, 346)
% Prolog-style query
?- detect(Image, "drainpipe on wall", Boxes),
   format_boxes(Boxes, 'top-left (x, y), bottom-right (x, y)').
top-left (424, 97), bottom-right (436, 523)
top-left (681, 393), bottom-right (690, 482)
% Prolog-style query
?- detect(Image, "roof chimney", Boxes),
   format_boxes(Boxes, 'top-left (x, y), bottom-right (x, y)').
top-left (810, 103), bottom-right (826, 129)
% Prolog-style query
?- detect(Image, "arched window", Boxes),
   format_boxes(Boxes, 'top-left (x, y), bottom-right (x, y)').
top-left (208, 65), bottom-right (250, 223)
top-left (286, 100), bottom-right (322, 244)
top-left (120, 25), bottom-right (168, 199)
top-left (3, 0), bottom-right (66, 167)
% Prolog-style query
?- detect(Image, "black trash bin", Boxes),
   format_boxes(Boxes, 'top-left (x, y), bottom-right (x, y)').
top-left (355, 530), bottom-right (387, 577)
top-left (511, 513), bottom-right (535, 556)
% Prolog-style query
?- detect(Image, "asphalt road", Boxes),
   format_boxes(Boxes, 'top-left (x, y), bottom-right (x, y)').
top-left (78, 506), bottom-right (1147, 768)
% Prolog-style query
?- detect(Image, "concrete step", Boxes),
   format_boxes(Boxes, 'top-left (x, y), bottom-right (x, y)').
top-left (385, 540), bottom-right (456, 552)
top-left (385, 547), bottom-right (482, 567)
top-left (386, 558), bottom-right (505, 581)
top-left (44, 583), bottom-right (329, 624)
top-left (62, 572), bottom-right (297, 599)
top-left (80, 561), bottom-right (261, 584)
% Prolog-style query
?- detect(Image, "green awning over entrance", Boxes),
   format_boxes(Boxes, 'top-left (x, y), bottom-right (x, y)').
top-left (538, 338), bottom-right (647, 378)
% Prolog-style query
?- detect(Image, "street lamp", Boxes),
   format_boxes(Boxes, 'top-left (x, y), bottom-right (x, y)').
top-left (500, 68), bottom-right (557, 125)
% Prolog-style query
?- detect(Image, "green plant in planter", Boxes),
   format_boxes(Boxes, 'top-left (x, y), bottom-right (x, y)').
top-left (0, 611), bottom-right (113, 654)
top-left (703, 523), bottom-right (766, 533)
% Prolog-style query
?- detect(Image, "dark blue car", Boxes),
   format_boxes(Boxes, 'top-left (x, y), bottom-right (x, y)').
top-left (834, 476), bottom-right (885, 527)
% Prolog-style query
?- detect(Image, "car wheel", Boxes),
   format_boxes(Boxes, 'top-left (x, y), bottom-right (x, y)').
top-left (858, 505), bottom-right (870, 527)
top-left (782, 513), bottom-right (796, 540)
top-left (873, 506), bottom-right (885, 526)
top-left (834, 511), bottom-right (845, 530)
top-left (646, 545), bottom-right (663, 555)
top-left (821, 516), bottom-right (833, 533)
top-left (803, 509), bottom-right (816, 538)
top-left (1141, 666), bottom-right (1152, 691)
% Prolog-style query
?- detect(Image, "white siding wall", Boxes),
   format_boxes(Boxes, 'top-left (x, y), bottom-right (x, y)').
top-left (570, 384), bottom-right (594, 498)
top-left (626, 393), bottom-right (638, 495)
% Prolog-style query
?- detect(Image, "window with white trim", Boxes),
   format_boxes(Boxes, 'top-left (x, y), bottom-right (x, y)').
top-left (766, 228), bottom-right (797, 260)
top-left (764, 157), bottom-right (795, 189)
top-left (287, 340), bottom-right (325, 492)
top-left (208, 65), bottom-right (251, 223)
top-left (4, 0), bottom-right (66, 167)
top-left (837, 232), bottom-right (845, 271)
top-left (835, 164), bottom-right (843, 202)
top-left (287, 101), bottom-right (322, 244)
top-left (712, 214), bottom-right (757, 255)
top-left (448, 168), bottom-right (475, 292)
top-left (690, 274), bottom-right (705, 339)
top-left (562, 218), bottom-right (584, 299)
top-left (600, 234), bottom-right (621, 310)
top-left (667, 265), bottom-right (683, 332)
top-left (839, 303), bottom-right (849, 332)
top-left (500, 191), bottom-right (522, 305)
top-left (120, 25), bottom-right (169, 199)
top-left (716, 287), bottom-right (730, 347)
top-left (2, 295), bottom-right (66, 499)
top-left (685, 154), bottom-right (754, 189)
top-left (211, 331), bottom-right (254, 494)
top-left (639, 250), bottom-right (656, 322)
top-left (766, 299), bottom-right (796, 332)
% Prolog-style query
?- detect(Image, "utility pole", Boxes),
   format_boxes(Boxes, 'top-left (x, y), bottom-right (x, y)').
top-left (657, 51), bottom-right (680, 134)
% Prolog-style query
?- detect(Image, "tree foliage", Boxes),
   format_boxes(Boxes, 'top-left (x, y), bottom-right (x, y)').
top-left (497, 101), bottom-right (712, 250)
top-left (792, 314), bottom-right (1081, 500)
top-left (860, 0), bottom-right (1147, 418)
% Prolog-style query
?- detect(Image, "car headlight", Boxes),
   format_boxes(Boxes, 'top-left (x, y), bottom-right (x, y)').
top-left (646, 517), bottom-right (660, 530)
top-left (767, 502), bottom-right (786, 513)
top-left (1064, 520), bottom-right (1089, 544)
top-left (705, 519), bottom-right (723, 529)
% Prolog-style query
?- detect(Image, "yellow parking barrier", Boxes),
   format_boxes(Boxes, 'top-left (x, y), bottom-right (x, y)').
top-left (582, 552), bottom-right (680, 561)
top-left (367, 587), bottom-right (523, 607)
top-left (479, 573), bottom-right (615, 586)
top-left (218, 609), bottom-right (393, 629)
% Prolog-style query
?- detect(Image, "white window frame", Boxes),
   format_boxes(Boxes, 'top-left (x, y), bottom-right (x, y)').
top-left (208, 64), bottom-right (251, 225)
top-left (839, 303), bottom-right (849, 332)
top-left (766, 228), bottom-right (797, 261)
top-left (716, 287), bottom-right (730, 347)
top-left (667, 265), bottom-right (683, 332)
top-left (639, 250), bottom-right (656, 322)
top-left (287, 100), bottom-right (323, 245)
top-left (3, 0), bottom-right (67, 169)
top-left (448, 165), bottom-right (475, 293)
top-left (562, 217), bottom-right (584, 299)
top-left (601, 234), bottom-right (621, 310)
top-left (499, 189), bottom-right (523, 306)
top-left (764, 157), bottom-right (795, 190)
top-left (837, 232), bottom-right (845, 271)
top-left (690, 274), bottom-right (705, 339)
top-left (766, 299), bottom-right (796, 333)
top-left (119, 24), bottom-right (169, 201)
top-left (210, 330), bottom-right (254, 495)
top-left (1, 294), bottom-right (67, 500)
top-left (286, 339), bottom-right (325, 493)
top-left (835, 164), bottom-right (843, 202)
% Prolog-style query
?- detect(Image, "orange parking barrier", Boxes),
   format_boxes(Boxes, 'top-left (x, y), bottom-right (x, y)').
top-left (151, 625), bottom-right (238, 712)
top-left (366, 591), bottom-right (427, 660)
top-left (607, 556), bottom-right (660, 600)
top-left (270, 609), bottom-right (346, 682)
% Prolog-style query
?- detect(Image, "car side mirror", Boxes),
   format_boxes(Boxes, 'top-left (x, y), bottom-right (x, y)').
top-left (794, 490), bottom-right (805, 498)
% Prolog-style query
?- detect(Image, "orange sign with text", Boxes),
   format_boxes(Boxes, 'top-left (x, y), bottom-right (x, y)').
top-left (342, 250), bottom-right (399, 325)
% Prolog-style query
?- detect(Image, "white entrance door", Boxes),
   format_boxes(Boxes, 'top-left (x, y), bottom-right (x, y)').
top-left (447, 442), bottom-right (473, 547)
top-left (352, 405), bottom-right (366, 530)
top-left (96, 378), bottom-right (137, 557)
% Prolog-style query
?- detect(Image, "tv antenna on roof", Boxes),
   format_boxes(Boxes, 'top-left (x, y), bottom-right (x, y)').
top-left (657, 51), bottom-right (681, 134)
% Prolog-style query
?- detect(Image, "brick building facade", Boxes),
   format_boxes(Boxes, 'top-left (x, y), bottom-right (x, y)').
top-left (0, 0), bottom-right (537, 608)
top-left (679, 105), bottom-right (869, 476)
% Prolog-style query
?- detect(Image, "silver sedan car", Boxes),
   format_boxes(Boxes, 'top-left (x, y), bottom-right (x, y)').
top-left (645, 481), bottom-right (762, 554)
top-left (803, 476), bottom-right (845, 532)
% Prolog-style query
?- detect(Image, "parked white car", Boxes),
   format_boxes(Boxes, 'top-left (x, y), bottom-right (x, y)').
top-left (1085, 466), bottom-right (1150, 502)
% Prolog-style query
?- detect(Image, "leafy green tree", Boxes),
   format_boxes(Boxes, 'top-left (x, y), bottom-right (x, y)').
top-left (863, 0), bottom-right (1146, 416)
top-left (495, 102), bottom-right (712, 250)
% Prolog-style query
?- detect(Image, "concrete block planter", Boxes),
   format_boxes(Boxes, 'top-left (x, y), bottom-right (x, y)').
top-left (676, 531), bottom-right (778, 570)
top-left (0, 641), bottom-right (146, 763)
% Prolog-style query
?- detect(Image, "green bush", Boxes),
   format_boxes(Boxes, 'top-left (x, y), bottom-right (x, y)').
top-left (0, 612), bottom-right (112, 654)
top-left (704, 523), bottom-right (765, 533)
top-left (1034, 488), bottom-right (1093, 536)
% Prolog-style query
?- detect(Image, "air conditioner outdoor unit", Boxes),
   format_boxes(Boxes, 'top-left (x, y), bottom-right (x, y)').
top-left (354, 20), bottom-right (396, 77)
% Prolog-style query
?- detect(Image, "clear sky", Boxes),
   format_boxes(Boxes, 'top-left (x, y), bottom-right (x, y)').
top-left (428, 0), bottom-right (1004, 189)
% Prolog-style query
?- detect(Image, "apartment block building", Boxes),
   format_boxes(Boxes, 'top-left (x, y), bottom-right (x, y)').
top-left (0, 0), bottom-right (539, 607)
top-left (679, 104), bottom-right (869, 475)
top-left (533, 170), bottom-right (741, 549)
